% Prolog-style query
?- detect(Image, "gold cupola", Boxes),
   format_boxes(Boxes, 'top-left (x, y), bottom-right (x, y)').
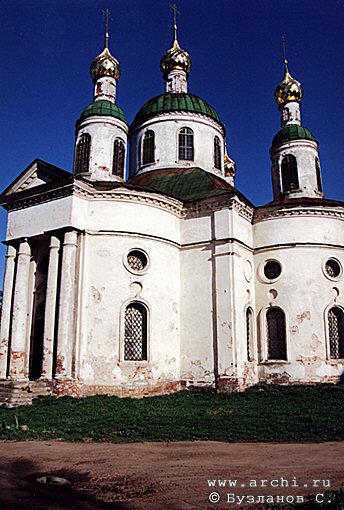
top-left (274, 60), bottom-right (303, 105)
top-left (160, 36), bottom-right (192, 79)
top-left (90, 32), bottom-right (121, 83)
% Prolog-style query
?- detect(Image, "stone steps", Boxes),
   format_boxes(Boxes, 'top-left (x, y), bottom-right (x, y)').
top-left (0, 380), bottom-right (52, 408)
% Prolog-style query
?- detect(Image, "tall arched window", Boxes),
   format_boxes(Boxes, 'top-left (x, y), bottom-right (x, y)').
top-left (113, 139), bottom-right (125, 177)
top-left (214, 136), bottom-right (221, 170)
top-left (142, 130), bottom-right (155, 165)
top-left (124, 303), bottom-right (148, 361)
top-left (178, 127), bottom-right (194, 161)
top-left (315, 157), bottom-right (323, 193)
top-left (266, 307), bottom-right (287, 360)
top-left (246, 307), bottom-right (254, 361)
top-left (328, 307), bottom-right (344, 359)
top-left (281, 154), bottom-right (299, 193)
top-left (74, 133), bottom-right (91, 174)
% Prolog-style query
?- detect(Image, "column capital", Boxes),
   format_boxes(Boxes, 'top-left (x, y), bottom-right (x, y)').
top-left (17, 240), bottom-right (31, 257)
top-left (49, 236), bottom-right (60, 250)
top-left (5, 245), bottom-right (16, 259)
top-left (63, 230), bottom-right (78, 247)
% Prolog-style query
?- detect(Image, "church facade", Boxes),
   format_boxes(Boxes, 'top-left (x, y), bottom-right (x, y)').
top-left (1, 23), bottom-right (344, 404)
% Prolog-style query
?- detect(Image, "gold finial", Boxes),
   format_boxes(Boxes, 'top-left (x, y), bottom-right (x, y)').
top-left (102, 8), bottom-right (113, 49)
top-left (169, 3), bottom-right (180, 44)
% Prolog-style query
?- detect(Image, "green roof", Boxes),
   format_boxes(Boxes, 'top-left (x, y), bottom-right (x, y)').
top-left (77, 100), bottom-right (127, 125)
top-left (272, 125), bottom-right (317, 147)
top-left (131, 93), bottom-right (223, 130)
top-left (128, 167), bottom-right (233, 202)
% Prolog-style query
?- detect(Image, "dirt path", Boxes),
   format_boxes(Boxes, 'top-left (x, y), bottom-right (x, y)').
top-left (0, 441), bottom-right (344, 509)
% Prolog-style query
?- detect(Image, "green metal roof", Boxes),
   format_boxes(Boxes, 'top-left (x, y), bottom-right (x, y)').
top-left (128, 167), bottom-right (233, 202)
top-left (272, 125), bottom-right (317, 147)
top-left (77, 100), bottom-right (127, 125)
top-left (131, 93), bottom-right (223, 129)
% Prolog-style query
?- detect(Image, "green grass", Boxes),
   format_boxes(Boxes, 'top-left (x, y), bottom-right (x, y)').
top-left (1, 384), bottom-right (344, 442)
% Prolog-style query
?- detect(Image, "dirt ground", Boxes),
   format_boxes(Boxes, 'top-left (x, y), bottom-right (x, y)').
top-left (1, 441), bottom-right (344, 510)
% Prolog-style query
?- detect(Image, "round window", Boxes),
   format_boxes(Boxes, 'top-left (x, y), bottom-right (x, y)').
top-left (264, 260), bottom-right (282, 280)
top-left (325, 258), bottom-right (342, 279)
top-left (126, 250), bottom-right (148, 273)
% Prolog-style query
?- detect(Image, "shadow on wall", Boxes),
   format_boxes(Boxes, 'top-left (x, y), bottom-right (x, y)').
top-left (339, 371), bottom-right (344, 385)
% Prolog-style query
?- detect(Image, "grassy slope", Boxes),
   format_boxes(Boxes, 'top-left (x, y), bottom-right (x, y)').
top-left (1, 384), bottom-right (344, 442)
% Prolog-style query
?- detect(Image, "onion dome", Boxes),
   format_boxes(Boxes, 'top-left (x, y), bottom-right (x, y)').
top-left (274, 60), bottom-right (303, 105)
top-left (90, 44), bottom-right (121, 83)
top-left (160, 37), bottom-right (192, 79)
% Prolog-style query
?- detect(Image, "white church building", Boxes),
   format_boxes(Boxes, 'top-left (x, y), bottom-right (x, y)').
top-left (0, 21), bottom-right (344, 404)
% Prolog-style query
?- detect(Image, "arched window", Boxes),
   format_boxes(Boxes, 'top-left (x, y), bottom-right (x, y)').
top-left (214, 136), bottom-right (221, 170)
top-left (246, 308), bottom-right (254, 361)
top-left (281, 154), bottom-right (299, 193)
top-left (178, 127), bottom-right (194, 161)
top-left (266, 307), bottom-right (287, 360)
top-left (113, 139), bottom-right (125, 177)
top-left (328, 307), bottom-right (344, 359)
top-left (315, 157), bottom-right (323, 193)
top-left (74, 133), bottom-right (91, 174)
top-left (142, 131), bottom-right (155, 165)
top-left (124, 303), bottom-right (147, 361)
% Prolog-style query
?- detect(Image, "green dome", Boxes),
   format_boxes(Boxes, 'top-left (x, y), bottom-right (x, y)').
top-left (272, 125), bottom-right (317, 147)
top-left (131, 93), bottom-right (223, 129)
top-left (77, 100), bottom-right (127, 125)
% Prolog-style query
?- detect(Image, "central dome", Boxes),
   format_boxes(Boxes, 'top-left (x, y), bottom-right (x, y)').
top-left (131, 93), bottom-right (223, 129)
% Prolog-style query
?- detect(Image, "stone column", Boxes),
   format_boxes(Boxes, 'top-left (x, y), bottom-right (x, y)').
top-left (55, 230), bottom-right (78, 378)
top-left (9, 240), bottom-right (31, 380)
top-left (41, 236), bottom-right (60, 379)
top-left (0, 245), bottom-right (17, 379)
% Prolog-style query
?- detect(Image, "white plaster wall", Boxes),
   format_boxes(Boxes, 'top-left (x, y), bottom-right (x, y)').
top-left (77, 233), bottom-right (180, 389)
top-left (6, 197), bottom-right (74, 240)
top-left (270, 139), bottom-right (322, 200)
top-left (76, 116), bottom-right (128, 180)
top-left (254, 212), bottom-right (344, 383)
top-left (129, 112), bottom-right (225, 178)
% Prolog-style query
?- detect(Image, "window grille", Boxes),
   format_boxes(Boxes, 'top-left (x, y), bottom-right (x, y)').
top-left (74, 133), bottom-right (91, 174)
top-left (266, 307), bottom-right (287, 360)
top-left (178, 127), bottom-right (194, 161)
top-left (325, 259), bottom-right (341, 279)
top-left (124, 303), bottom-right (147, 361)
top-left (127, 250), bottom-right (148, 272)
top-left (113, 139), bottom-right (125, 177)
top-left (328, 307), bottom-right (344, 359)
top-left (246, 308), bottom-right (254, 361)
top-left (214, 136), bottom-right (221, 169)
top-left (142, 131), bottom-right (155, 165)
top-left (315, 158), bottom-right (323, 193)
top-left (281, 154), bottom-right (299, 193)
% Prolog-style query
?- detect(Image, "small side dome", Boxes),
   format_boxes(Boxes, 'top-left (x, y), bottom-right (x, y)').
top-left (271, 125), bottom-right (317, 147)
top-left (90, 46), bottom-right (121, 83)
top-left (224, 152), bottom-right (236, 177)
top-left (160, 38), bottom-right (192, 79)
top-left (76, 100), bottom-right (127, 125)
top-left (274, 60), bottom-right (303, 105)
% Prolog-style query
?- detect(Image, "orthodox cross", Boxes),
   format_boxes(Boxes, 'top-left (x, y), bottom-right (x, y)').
top-left (281, 35), bottom-right (289, 72)
top-left (169, 3), bottom-right (181, 40)
top-left (102, 8), bottom-right (113, 48)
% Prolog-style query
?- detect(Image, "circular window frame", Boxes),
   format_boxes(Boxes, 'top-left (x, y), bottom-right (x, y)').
top-left (323, 257), bottom-right (343, 281)
top-left (123, 248), bottom-right (150, 275)
top-left (259, 259), bottom-right (283, 283)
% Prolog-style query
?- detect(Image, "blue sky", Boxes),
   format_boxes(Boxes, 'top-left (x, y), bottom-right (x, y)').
top-left (0, 0), bottom-right (344, 279)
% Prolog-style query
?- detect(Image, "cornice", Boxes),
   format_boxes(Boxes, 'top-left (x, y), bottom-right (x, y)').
top-left (254, 205), bottom-right (344, 223)
top-left (183, 194), bottom-right (254, 221)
